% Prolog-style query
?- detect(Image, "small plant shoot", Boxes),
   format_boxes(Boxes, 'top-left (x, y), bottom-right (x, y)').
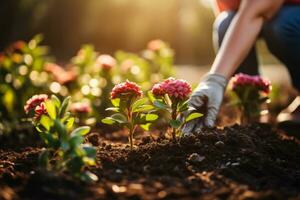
top-left (24, 94), bottom-right (98, 182)
top-left (230, 73), bottom-right (271, 124)
top-left (102, 80), bottom-right (158, 149)
top-left (150, 78), bottom-right (203, 139)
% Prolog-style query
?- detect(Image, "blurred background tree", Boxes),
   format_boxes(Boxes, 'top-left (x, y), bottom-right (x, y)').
top-left (0, 0), bottom-right (216, 65)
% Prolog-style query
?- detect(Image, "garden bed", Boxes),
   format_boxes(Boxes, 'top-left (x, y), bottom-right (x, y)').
top-left (1, 124), bottom-right (300, 200)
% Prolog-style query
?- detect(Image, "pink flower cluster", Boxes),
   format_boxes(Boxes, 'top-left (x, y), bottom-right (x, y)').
top-left (151, 78), bottom-right (192, 101)
top-left (24, 94), bottom-right (48, 114)
top-left (231, 73), bottom-right (271, 94)
top-left (111, 80), bottom-right (142, 99)
top-left (97, 54), bottom-right (116, 71)
top-left (70, 102), bottom-right (91, 114)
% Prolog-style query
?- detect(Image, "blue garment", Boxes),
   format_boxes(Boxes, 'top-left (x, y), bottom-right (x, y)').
top-left (213, 5), bottom-right (300, 91)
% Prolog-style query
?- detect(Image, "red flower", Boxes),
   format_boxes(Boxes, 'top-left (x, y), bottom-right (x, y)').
top-left (231, 73), bottom-right (271, 94)
top-left (151, 83), bottom-right (165, 97)
top-left (70, 102), bottom-right (91, 114)
top-left (24, 94), bottom-right (48, 114)
top-left (151, 78), bottom-right (192, 101)
top-left (34, 103), bottom-right (48, 119)
top-left (45, 63), bottom-right (77, 85)
top-left (147, 39), bottom-right (165, 51)
top-left (111, 80), bottom-right (142, 99)
top-left (97, 54), bottom-right (116, 71)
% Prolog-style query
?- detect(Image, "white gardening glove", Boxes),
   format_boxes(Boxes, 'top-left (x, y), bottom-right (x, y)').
top-left (182, 73), bottom-right (228, 135)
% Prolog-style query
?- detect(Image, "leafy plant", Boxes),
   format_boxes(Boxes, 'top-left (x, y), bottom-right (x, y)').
top-left (142, 39), bottom-right (174, 79)
top-left (0, 35), bottom-right (50, 120)
top-left (102, 80), bottom-right (157, 149)
top-left (24, 94), bottom-right (98, 182)
top-left (150, 78), bottom-right (203, 139)
top-left (229, 73), bottom-right (271, 124)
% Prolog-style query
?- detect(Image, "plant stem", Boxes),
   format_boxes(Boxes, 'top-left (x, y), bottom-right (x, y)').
top-left (129, 127), bottom-right (133, 150)
top-left (127, 108), bottom-right (134, 150)
top-left (171, 107), bottom-right (177, 140)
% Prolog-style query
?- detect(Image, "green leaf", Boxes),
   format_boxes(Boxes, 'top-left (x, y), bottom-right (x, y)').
top-left (105, 107), bottom-right (119, 112)
top-left (40, 132), bottom-right (59, 148)
top-left (70, 135), bottom-right (84, 148)
top-left (83, 157), bottom-right (96, 166)
top-left (53, 121), bottom-right (67, 146)
top-left (133, 105), bottom-right (155, 113)
top-left (51, 95), bottom-right (61, 108)
top-left (111, 98), bottom-right (120, 107)
top-left (140, 123), bottom-right (151, 131)
top-left (66, 157), bottom-right (84, 174)
top-left (38, 150), bottom-right (50, 169)
top-left (147, 91), bottom-right (155, 103)
top-left (178, 100), bottom-right (189, 112)
top-left (65, 117), bottom-right (75, 130)
top-left (170, 120), bottom-right (181, 129)
top-left (145, 113), bottom-right (158, 122)
top-left (83, 146), bottom-right (97, 158)
top-left (45, 100), bottom-right (57, 119)
top-left (101, 117), bottom-right (116, 125)
top-left (153, 100), bottom-right (169, 109)
top-left (61, 140), bottom-right (70, 151)
top-left (185, 112), bottom-right (203, 123)
top-left (111, 113), bottom-right (128, 124)
top-left (80, 171), bottom-right (98, 182)
top-left (132, 98), bottom-right (148, 111)
top-left (59, 96), bottom-right (71, 117)
top-left (40, 115), bottom-right (52, 131)
top-left (71, 126), bottom-right (91, 137)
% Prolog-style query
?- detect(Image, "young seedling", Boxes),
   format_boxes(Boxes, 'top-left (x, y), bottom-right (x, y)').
top-left (150, 78), bottom-right (203, 139)
top-left (230, 73), bottom-right (271, 124)
top-left (102, 80), bottom-right (158, 149)
top-left (24, 94), bottom-right (98, 182)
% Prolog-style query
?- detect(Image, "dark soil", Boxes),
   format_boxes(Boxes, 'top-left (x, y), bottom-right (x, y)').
top-left (1, 124), bottom-right (300, 200)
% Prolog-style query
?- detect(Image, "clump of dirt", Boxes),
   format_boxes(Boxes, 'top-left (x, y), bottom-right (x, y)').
top-left (1, 124), bottom-right (300, 200)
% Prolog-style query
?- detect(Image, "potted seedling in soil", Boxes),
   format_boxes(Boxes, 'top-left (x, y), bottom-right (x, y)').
top-left (102, 80), bottom-right (158, 150)
top-left (24, 94), bottom-right (98, 182)
top-left (150, 78), bottom-right (203, 139)
top-left (230, 73), bottom-right (271, 124)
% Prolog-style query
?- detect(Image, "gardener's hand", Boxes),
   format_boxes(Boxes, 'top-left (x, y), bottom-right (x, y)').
top-left (182, 73), bottom-right (228, 135)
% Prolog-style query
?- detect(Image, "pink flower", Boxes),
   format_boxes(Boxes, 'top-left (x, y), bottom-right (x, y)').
top-left (34, 103), bottom-right (48, 119)
top-left (120, 59), bottom-right (134, 73)
top-left (151, 78), bottom-right (192, 101)
top-left (111, 80), bottom-right (142, 99)
top-left (24, 94), bottom-right (48, 114)
top-left (231, 73), bottom-right (271, 94)
top-left (70, 102), bottom-right (91, 114)
top-left (97, 54), bottom-right (116, 71)
top-left (147, 39), bottom-right (165, 51)
top-left (45, 63), bottom-right (77, 85)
